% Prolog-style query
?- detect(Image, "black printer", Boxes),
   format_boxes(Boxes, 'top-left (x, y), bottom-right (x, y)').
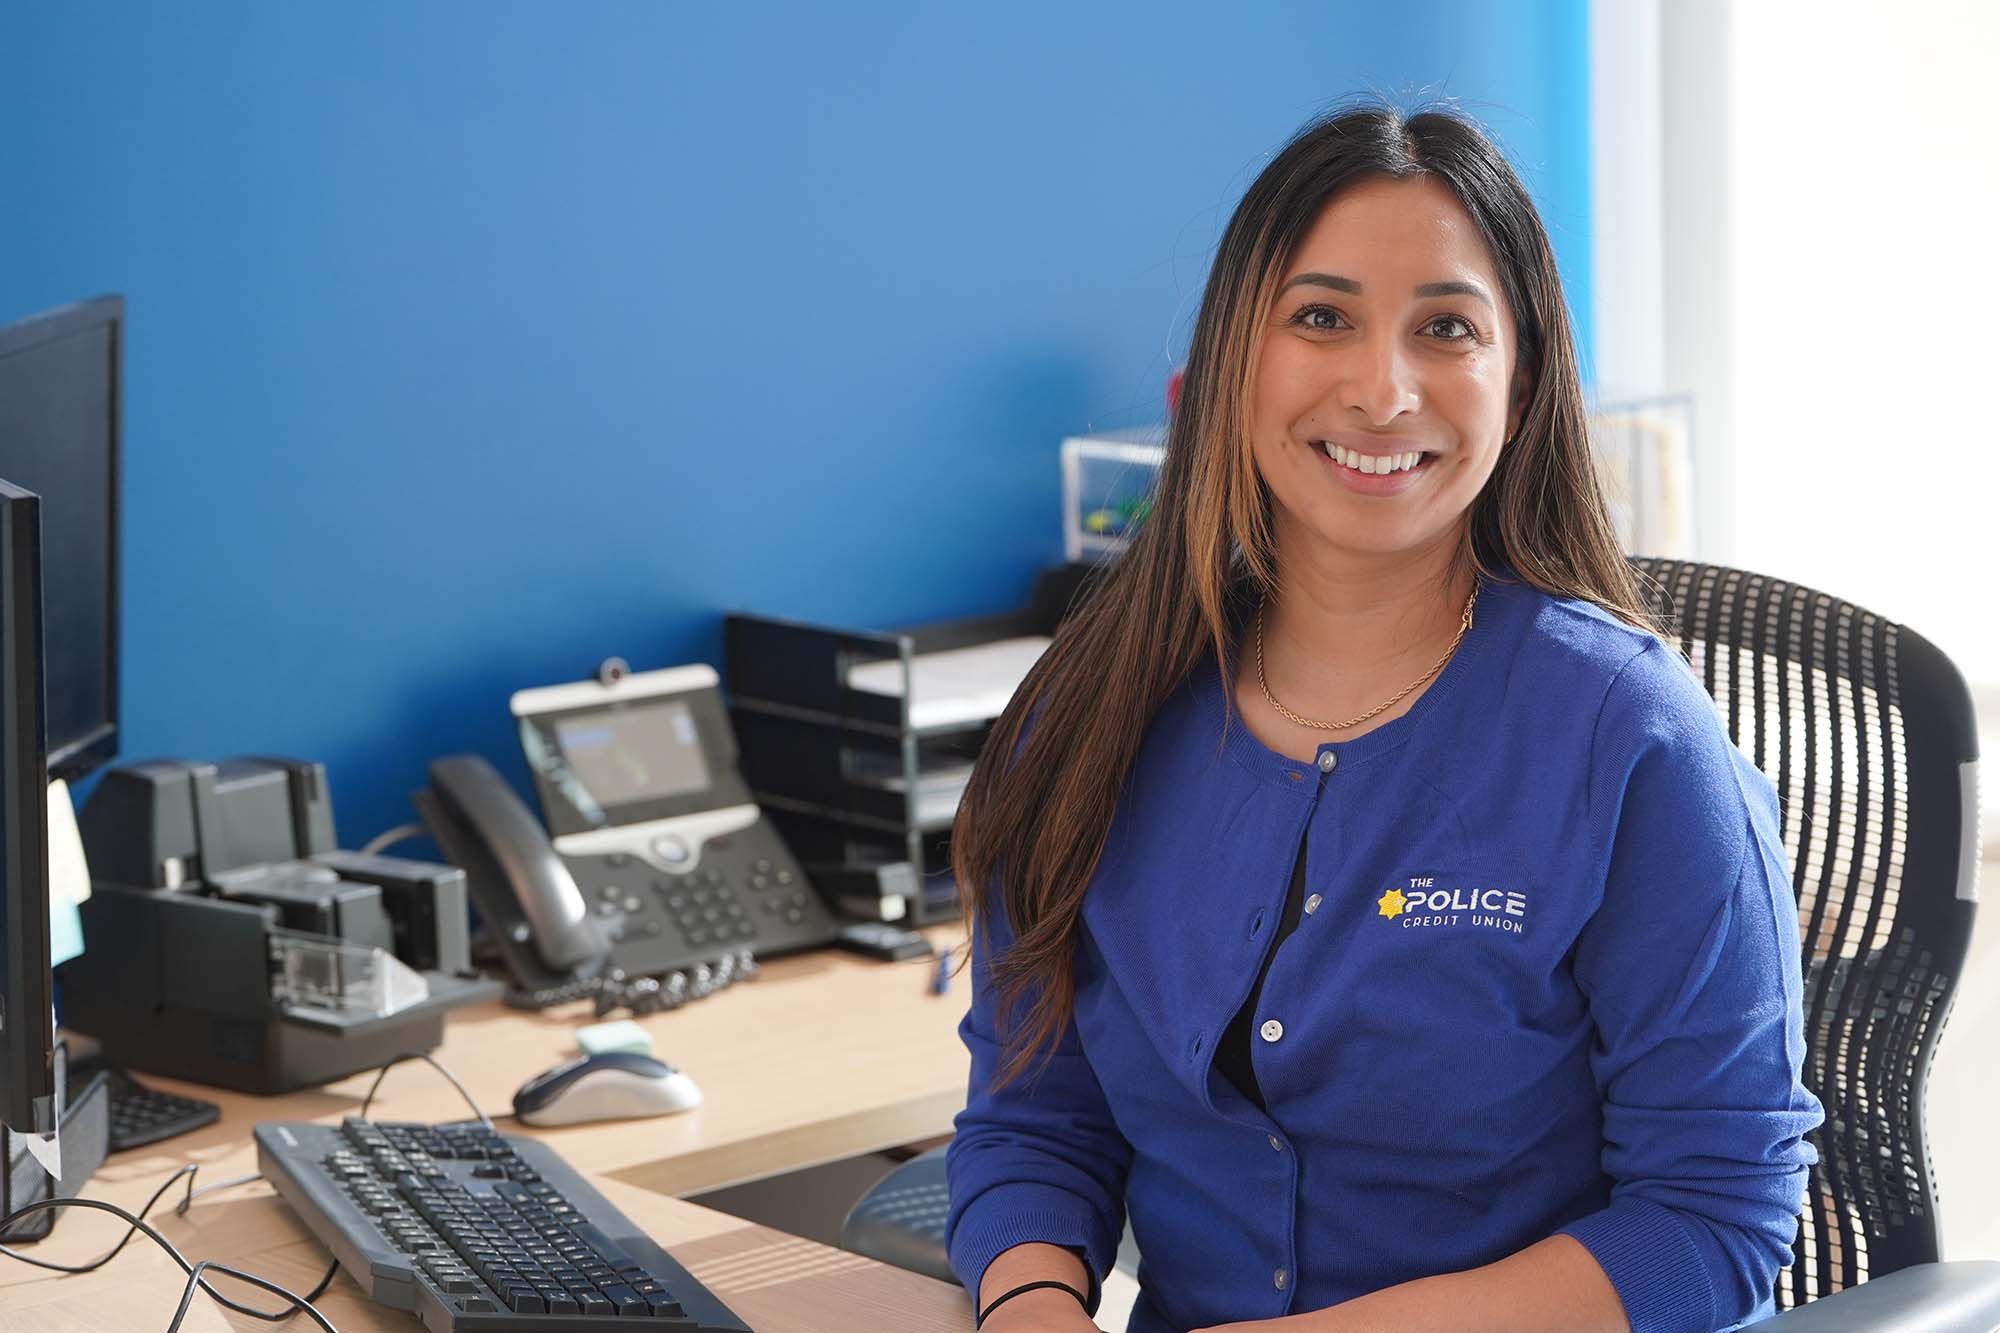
top-left (57, 756), bottom-right (499, 1094)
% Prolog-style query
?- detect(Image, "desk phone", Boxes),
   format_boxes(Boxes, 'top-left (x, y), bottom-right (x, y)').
top-left (417, 664), bottom-right (839, 1004)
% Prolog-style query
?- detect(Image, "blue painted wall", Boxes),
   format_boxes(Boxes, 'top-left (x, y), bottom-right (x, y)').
top-left (0, 2), bottom-right (1592, 847)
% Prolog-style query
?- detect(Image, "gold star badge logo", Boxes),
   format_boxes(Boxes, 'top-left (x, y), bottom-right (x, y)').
top-left (1376, 888), bottom-right (1408, 919)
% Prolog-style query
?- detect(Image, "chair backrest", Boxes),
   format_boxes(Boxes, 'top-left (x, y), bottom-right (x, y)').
top-left (1627, 558), bottom-right (1983, 1311)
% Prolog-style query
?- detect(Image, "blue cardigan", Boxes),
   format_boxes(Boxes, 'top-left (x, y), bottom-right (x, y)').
top-left (944, 568), bottom-right (1823, 1333)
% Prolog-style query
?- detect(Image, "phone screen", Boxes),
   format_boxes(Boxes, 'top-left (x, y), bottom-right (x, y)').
top-left (554, 701), bottom-right (713, 808)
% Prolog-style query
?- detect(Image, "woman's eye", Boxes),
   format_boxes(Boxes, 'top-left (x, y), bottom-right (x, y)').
top-left (1290, 305), bottom-right (1345, 333)
top-left (1425, 314), bottom-right (1476, 341)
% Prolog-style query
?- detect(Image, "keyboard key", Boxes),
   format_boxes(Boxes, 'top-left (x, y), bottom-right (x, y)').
top-left (569, 1222), bottom-right (636, 1267)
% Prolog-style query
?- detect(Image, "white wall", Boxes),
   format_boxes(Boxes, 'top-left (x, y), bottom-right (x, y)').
top-left (1591, 0), bottom-right (1737, 559)
top-left (1597, 0), bottom-right (1999, 691)
top-left (1728, 1), bottom-right (2000, 688)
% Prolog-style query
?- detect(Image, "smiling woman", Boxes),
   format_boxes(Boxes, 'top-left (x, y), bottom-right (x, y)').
top-left (943, 98), bottom-right (1821, 1333)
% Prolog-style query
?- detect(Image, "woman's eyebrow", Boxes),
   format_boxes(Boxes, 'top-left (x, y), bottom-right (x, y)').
top-left (1278, 272), bottom-right (1494, 310)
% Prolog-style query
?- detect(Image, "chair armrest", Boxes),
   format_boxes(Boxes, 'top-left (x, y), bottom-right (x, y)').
top-left (1751, 1261), bottom-right (2000, 1330)
top-left (839, 1146), bottom-right (955, 1285)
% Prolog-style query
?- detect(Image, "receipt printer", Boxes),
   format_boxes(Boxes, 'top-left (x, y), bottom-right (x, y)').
top-left (57, 757), bottom-right (500, 1094)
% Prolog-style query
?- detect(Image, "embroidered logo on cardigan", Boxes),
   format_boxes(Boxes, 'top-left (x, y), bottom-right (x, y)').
top-left (1377, 876), bottom-right (1527, 933)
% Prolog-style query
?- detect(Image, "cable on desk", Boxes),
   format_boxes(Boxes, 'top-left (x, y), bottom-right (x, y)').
top-left (180, 1170), bottom-right (263, 1207)
top-left (1, 1161), bottom-right (253, 1277)
top-left (1, 1161), bottom-right (338, 1317)
top-left (1, 1160), bottom-right (342, 1318)
top-left (0, 1192), bottom-right (336, 1332)
top-left (358, 822), bottom-right (424, 855)
top-left (0, 1049), bottom-right (497, 1331)
top-left (168, 1256), bottom-right (332, 1328)
top-left (358, 1050), bottom-right (494, 1130)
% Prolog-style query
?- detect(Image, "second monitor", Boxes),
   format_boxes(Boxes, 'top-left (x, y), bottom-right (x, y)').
top-left (0, 480), bottom-right (53, 1147)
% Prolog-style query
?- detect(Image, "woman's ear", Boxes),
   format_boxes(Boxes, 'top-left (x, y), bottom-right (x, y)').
top-left (1505, 363), bottom-right (1535, 442)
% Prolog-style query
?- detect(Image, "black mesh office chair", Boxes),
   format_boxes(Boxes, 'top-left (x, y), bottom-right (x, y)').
top-left (842, 559), bottom-right (2000, 1327)
top-left (1628, 559), bottom-right (1998, 1328)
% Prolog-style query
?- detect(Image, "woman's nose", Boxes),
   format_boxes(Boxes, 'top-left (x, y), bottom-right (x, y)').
top-left (1337, 334), bottom-right (1420, 425)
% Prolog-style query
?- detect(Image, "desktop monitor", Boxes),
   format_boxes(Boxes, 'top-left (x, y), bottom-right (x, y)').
top-left (0, 481), bottom-right (53, 1139)
top-left (0, 296), bottom-right (121, 782)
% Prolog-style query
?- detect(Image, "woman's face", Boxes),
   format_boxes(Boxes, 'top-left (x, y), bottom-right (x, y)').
top-left (1248, 174), bottom-right (1526, 569)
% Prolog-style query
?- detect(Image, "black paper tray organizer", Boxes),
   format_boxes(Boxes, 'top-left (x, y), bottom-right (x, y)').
top-left (723, 562), bottom-right (1102, 926)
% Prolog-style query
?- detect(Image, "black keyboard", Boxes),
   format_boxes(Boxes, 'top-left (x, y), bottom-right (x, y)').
top-left (256, 1118), bottom-right (750, 1332)
top-left (104, 1069), bottom-right (222, 1151)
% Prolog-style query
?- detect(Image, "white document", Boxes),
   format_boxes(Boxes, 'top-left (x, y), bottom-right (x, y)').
top-left (845, 636), bottom-right (1052, 730)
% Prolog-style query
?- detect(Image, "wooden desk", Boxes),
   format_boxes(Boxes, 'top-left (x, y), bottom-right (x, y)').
top-left (0, 926), bottom-right (977, 1330)
top-left (0, 1141), bottom-right (973, 1331)
top-left (128, 924), bottom-right (970, 1197)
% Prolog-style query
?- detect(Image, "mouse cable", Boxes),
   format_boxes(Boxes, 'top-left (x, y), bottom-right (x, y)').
top-left (358, 1050), bottom-right (494, 1131)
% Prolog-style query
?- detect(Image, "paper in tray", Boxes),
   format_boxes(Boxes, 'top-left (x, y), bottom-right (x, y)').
top-left (843, 635), bottom-right (1052, 729)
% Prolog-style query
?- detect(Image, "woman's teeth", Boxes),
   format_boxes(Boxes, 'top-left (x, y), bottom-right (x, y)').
top-left (1320, 442), bottom-right (1426, 475)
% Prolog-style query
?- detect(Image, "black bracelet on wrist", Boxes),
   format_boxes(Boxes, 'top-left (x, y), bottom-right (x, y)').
top-left (976, 1278), bottom-right (1088, 1327)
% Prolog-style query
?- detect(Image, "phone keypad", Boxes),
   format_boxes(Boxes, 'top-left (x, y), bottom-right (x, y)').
top-left (567, 837), bottom-right (829, 967)
top-left (656, 869), bottom-right (757, 948)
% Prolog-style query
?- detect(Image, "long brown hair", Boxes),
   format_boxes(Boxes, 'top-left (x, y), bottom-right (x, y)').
top-left (953, 99), bottom-right (1667, 1089)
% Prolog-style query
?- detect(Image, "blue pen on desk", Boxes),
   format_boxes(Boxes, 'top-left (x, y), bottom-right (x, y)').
top-left (930, 945), bottom-right (954, 996)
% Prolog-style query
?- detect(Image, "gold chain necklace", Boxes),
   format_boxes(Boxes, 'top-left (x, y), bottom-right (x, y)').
top-left (1254, 582), bottom-right (1479, 732)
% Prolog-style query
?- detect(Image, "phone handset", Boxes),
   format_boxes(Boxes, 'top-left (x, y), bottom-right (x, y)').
top-left (421, 755), bottom-right (607, 974)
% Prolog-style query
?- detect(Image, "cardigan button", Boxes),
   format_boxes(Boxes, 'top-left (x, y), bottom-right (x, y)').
top-left (1317, 750), bottom-right (1337, 772)
top-left (1274, 1267), bottom-right (1289, 1291)
top-left (1303, 893), bottom-right (1323, 916)
top-left (1268, 1135), bottom-right (1284, 1153)
top-left (1259, 1019), bottom-right (1284, 1043)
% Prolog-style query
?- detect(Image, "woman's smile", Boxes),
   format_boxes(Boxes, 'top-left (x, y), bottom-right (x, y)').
top-left (1311, 437), bottom-right (1440, 495)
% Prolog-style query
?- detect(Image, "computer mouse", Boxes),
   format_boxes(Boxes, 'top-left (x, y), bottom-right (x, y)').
top-left (511, 1051), bottom-right (703, 1127)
